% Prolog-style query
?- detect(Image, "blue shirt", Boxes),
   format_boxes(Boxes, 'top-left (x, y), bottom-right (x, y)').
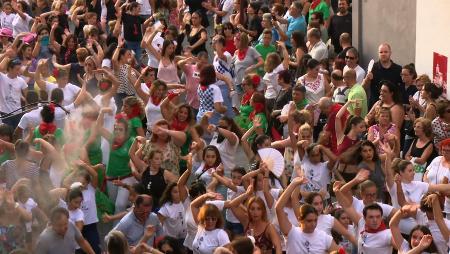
top-left (286, 15), bottom-right (306, 47)
top-left (112, 210), bottom-right (163, 246)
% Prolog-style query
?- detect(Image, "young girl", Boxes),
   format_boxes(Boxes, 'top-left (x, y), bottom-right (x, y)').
top-left (158, 182), bottom-right (187, 242)
top-left (235, 74), bottom-right (259, 130)
top-left (208, 166), bottom-right (246, 235)
top-left (194, 145), bottom-right (222, 186)
top-left (65, 187), bottom-right (85, 231)
top-left (121, 96), bottom-right (145, 137)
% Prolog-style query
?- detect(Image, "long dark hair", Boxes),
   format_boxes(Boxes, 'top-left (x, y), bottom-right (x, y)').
top-left (199, 65), bottom-right (216, 87)
top-left (356, 140), bottom-right (380, 163)
top-left (161, 39), bottom-right (175, 61)
top-left (380, 80), bottom-right (402, 105)
top-left (220, 116), bottom-right (243, 139)
top-left (202, 145), bottom-right (222, 167)
top-left (344, 115), bottom-right (364, 135)
top-left (159, 182), bottom-right (178, 206)
top-left (408, 225), bottom-right (438, 253)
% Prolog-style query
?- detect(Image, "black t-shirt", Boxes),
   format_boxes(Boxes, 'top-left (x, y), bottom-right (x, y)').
top-left (140, 168), bottom-right (167, 209)
top-left (59, 46), bottom-right (78, 65)
top-left (248, 17), bottom-right (263, 43)
top-left (328, 13), bottom-right (352, 53)
top-left (185, 0), bottom-right (209, 27)
top-left (274, 88), bottom-right (292, 110)
top-left (401, 84), bottom-right (418, 105)
top-left (122, 13), bottom-right (145, 42)
top-left (88, 0), bottom-right (102, 21)
top-left (69, 63), bottom-right (84, 87)
top-left (369, 61), bottom-right (402, 108)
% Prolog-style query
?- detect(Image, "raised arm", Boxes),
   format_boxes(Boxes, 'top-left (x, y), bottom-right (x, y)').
top-left (429, 193), bottom-right (449, 242)
top-left (389, 208), bottom-right (408, 250)
top-left (335, 100), bottom-right (352, 144)
top-left (96, 108), bottom-right (113, 140)
top-left (50, 23), bottom-right (61, 53)
top-left (275, 176), bottom-right (308, 236)
top-left (332, 218), bottom-right (357, 246)
top-left (340, 170), bottom-right (370, 206)
top-left (75, 160), bottom-right (99, 189)
top-left (177, 153), bottom-right (192, 202)
top-left (191, 192), bottom-right (217, 224)
top-left (34, 59), bottom-right (48, 90)
top-left (133, 68), bottom-right (150, 103)
top-left (128, 137), bottom-right (148, 174)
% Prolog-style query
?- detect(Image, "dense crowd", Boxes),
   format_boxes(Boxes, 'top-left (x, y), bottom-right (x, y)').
top-left (0, 0), bottom-right (448, 253)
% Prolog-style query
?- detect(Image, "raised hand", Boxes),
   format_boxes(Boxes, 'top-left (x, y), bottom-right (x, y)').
top-left (333, 181), bottom-right (344, 193)
top-left (418, 234), bottom-right (433, 249)
top-left (144, 225), bottom-right (156, 238)
top-left (292, 176), bottom-right (308, 186)
top-left (355, 169), bottom-right (370, 182)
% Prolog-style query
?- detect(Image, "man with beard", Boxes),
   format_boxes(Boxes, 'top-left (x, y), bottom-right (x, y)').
top-left (328, 0), bottom-right (352, 54)
top-left (363, 43), bottom-right (402, 109)
top-left (208, 116), bottom-right (242, 174)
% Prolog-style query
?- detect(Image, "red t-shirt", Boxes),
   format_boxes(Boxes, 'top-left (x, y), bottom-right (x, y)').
top-left (325, 104), bottom-right (349, 154)
top-left (224, 38), bottom-right (237, 56)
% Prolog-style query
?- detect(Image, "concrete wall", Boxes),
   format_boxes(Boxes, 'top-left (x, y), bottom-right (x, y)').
top-left (353, 0), bottom-right (417, 69)
top-left (415, 0), bottom-right (450, 97)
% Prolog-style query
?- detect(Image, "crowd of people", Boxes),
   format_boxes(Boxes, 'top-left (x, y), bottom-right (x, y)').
top-left (0, 0), bottom-right (448, 253)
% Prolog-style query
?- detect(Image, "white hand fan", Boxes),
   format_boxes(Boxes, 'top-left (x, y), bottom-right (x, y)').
top-left (367, 59), bottom-right (375, 73)
top-left (258, 148), bottom-right (284, 178)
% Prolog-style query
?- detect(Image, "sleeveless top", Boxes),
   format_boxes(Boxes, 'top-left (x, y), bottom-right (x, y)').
top-left (410, 139), bottom-right (437, 166)
top-left (145, 99), bottom-right (163, 131)
top-left (140, 167), bottom-right (167, 208)
top-left (298, 73), bottom-right (325, 104)
top-left (245, 223), bottom-right (272, 253)
top-left (186, 26), bottom-right (207, 55)
top-left (197, 86), bottom-right (216, 118)
top-left (337, 135), bottom-right (358, 155)
top-left (157, 60), bottom-right (180, 84)
top-left (116, 64), bottom-right (136, 95)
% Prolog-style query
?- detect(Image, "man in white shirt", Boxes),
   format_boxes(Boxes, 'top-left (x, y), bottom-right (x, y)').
top-left (203, 0), bottom-right (234, 25)
top-left (307, 28), bottom-right (328, 61)
top-left (0, 59), bottom-right (28, 128)
top-left (15, 90), bottom-right (41, 139)
top-left (35, 60), bottom-right (81, 106)
top-left (343, 47), bottom-right (366, 84)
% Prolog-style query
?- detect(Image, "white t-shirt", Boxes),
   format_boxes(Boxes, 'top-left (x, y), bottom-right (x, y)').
top-left (158, 200), bottom-right (187, 239)
top-left (343, 65), bottom-right (366, 85)
top-left (69, 208), bottom-right (85, 224)
top-left (415, 208), bottom-right (450, 254)
top-left (209, 131), bottom-right (239, 172)
top-left (12, 13), bottom-right (32, 37)
top-left (352, 197), bottom-right (394, 219)
top-left (309, 41), bottom-right (328, 61)
top-left (183, 198), bottom-right (198, 250)
top-left (137, 0), bottom-right (152, 16)
top-left (286, 227), bottom-right (332, 254)
top-left (263, 63), bottom-right (285, 99)
top-left (316, 214), bottom-right (334, 235)
top-left (210, 84), bottom-right (224, 103)
top-left (300, 156), bottom-right (330, 195)
top-left (192, 227), bottom-right (230, 254)
top-left (225, 186), bottom-right (245, 223)
top-left (147, 32), bottom-right (164, 68)
top-left (0, 73), bottom-right (27, 113)
top-left (0, 12), bottom-right (16, 30)
top-left (17, 107), bottom-right (41, 137)
top-left (19, 198), bottom-right (38, 232)
top-left (388, 181), bottom-right (429, 208)
top-left (219, 0), bottom-right (234, 24)
top-left (81, 184), bottom-right (98, 225)
top-left (356, 217), bottom-right (393, 254)
top-left (425, 156), bottom-right (450, 213)
top-left (45, 82), bottom-right (81, 106)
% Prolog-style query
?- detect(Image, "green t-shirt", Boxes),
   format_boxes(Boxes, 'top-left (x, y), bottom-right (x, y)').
top-left (0, 150), bottom-right (11, 165)
top-left (84, 130), bottom-right (102, 166)
top-left (308, 1), bottom-right (330, 23)
top-left (347, 84), bottom-right (368, 118)
top-left (33, 127), bottom-right (64, 150)
top-left (128, 117), bottom-right (143, 137)
top-left (235, 104), bottom-right (254, 130)
top-left (106, 137), bottom-right (134, 177)
top-left (179, 131), bottom-right (192, 169)
top-left (255, 44), bottom-right (277, 76)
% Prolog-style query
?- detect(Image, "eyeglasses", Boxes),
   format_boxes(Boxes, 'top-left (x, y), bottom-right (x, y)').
top-left (345, 56), bottom-right (356, 60)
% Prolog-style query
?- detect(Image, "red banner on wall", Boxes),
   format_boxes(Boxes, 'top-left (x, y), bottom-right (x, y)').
top-left (433, 52), bottom-right (448, 98)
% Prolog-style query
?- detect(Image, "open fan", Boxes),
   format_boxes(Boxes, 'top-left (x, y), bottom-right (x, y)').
top-left (367, 59), bottom-right (375, 73)
top-left (258, 148), bottom-right (285, 178)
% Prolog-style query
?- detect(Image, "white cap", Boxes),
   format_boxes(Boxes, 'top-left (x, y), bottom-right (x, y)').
top-left (70, 182), bottom-right (83, 190)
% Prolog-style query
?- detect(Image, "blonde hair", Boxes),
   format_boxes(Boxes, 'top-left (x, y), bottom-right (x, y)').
top-left (69, 0), bottom-right (85, 13)
top-left (416, 74), bottom-right (431, 84)
top-left (264, 52), bottom-right (281, 73)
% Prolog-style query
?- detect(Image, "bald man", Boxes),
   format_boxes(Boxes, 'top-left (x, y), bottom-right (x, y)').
top-left (344, 69), bottom-right (368, 117)
top-left (318, 97), bottom-right (349, 154)
top-left (363, 43), bottom-right (402, 108)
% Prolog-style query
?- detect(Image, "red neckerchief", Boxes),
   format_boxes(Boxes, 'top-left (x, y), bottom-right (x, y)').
top-left (200, 83), bottom-right (208, 91)
top-left (241, 91), bottom-right (254, 105)
top-left (112, 136), bottom-right (126, 150)
top-left (364, 221), bottom-right (387, 234)
top-left (145, 81), bottom-right (152, 90)
top-left (151, 96), bottom-right (162, 106)
top-left (311, 0), bottom-right (322, 9)
top-left (126, 105), bottom-right (142, 119)
top-left (171, 117), bottom-right (188, 131)
top-left (249, 102), bottom-right (264, 120)
top-left (39, 122), bottom-right (57, 136)
top-left (237, 48), bottom-right (248, 61)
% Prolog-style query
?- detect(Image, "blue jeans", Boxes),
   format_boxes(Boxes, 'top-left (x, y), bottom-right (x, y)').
top-left (125, 40), bottom-right (142, 65)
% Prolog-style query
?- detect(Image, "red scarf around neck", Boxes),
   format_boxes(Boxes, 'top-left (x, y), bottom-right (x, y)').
top-left (171, 117), bottom-right (188, 131)
top-left (249, 102), bottom-right (264, 120)
top-left (241, 91), bottom-right (254, 105)
top-left (126, 105), bottom-right (142, 119)
top-left (364, 221), bottom-right (387, 234)
top-left (311, 0), bottom-right (322, 9)
top-left (39, 122), bottom-right (56, 136)
top-left (112, 136), bottom-right (126, 150)
top-left (237, 48), bottom-right (248, 61)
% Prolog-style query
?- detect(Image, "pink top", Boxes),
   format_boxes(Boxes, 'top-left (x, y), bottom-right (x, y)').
top-left (370, 123), bottom-right (397, 154)
top-left (157, 60), bottom-right (180, 84)
top-left (182, 64), bottom-right (200, 109)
